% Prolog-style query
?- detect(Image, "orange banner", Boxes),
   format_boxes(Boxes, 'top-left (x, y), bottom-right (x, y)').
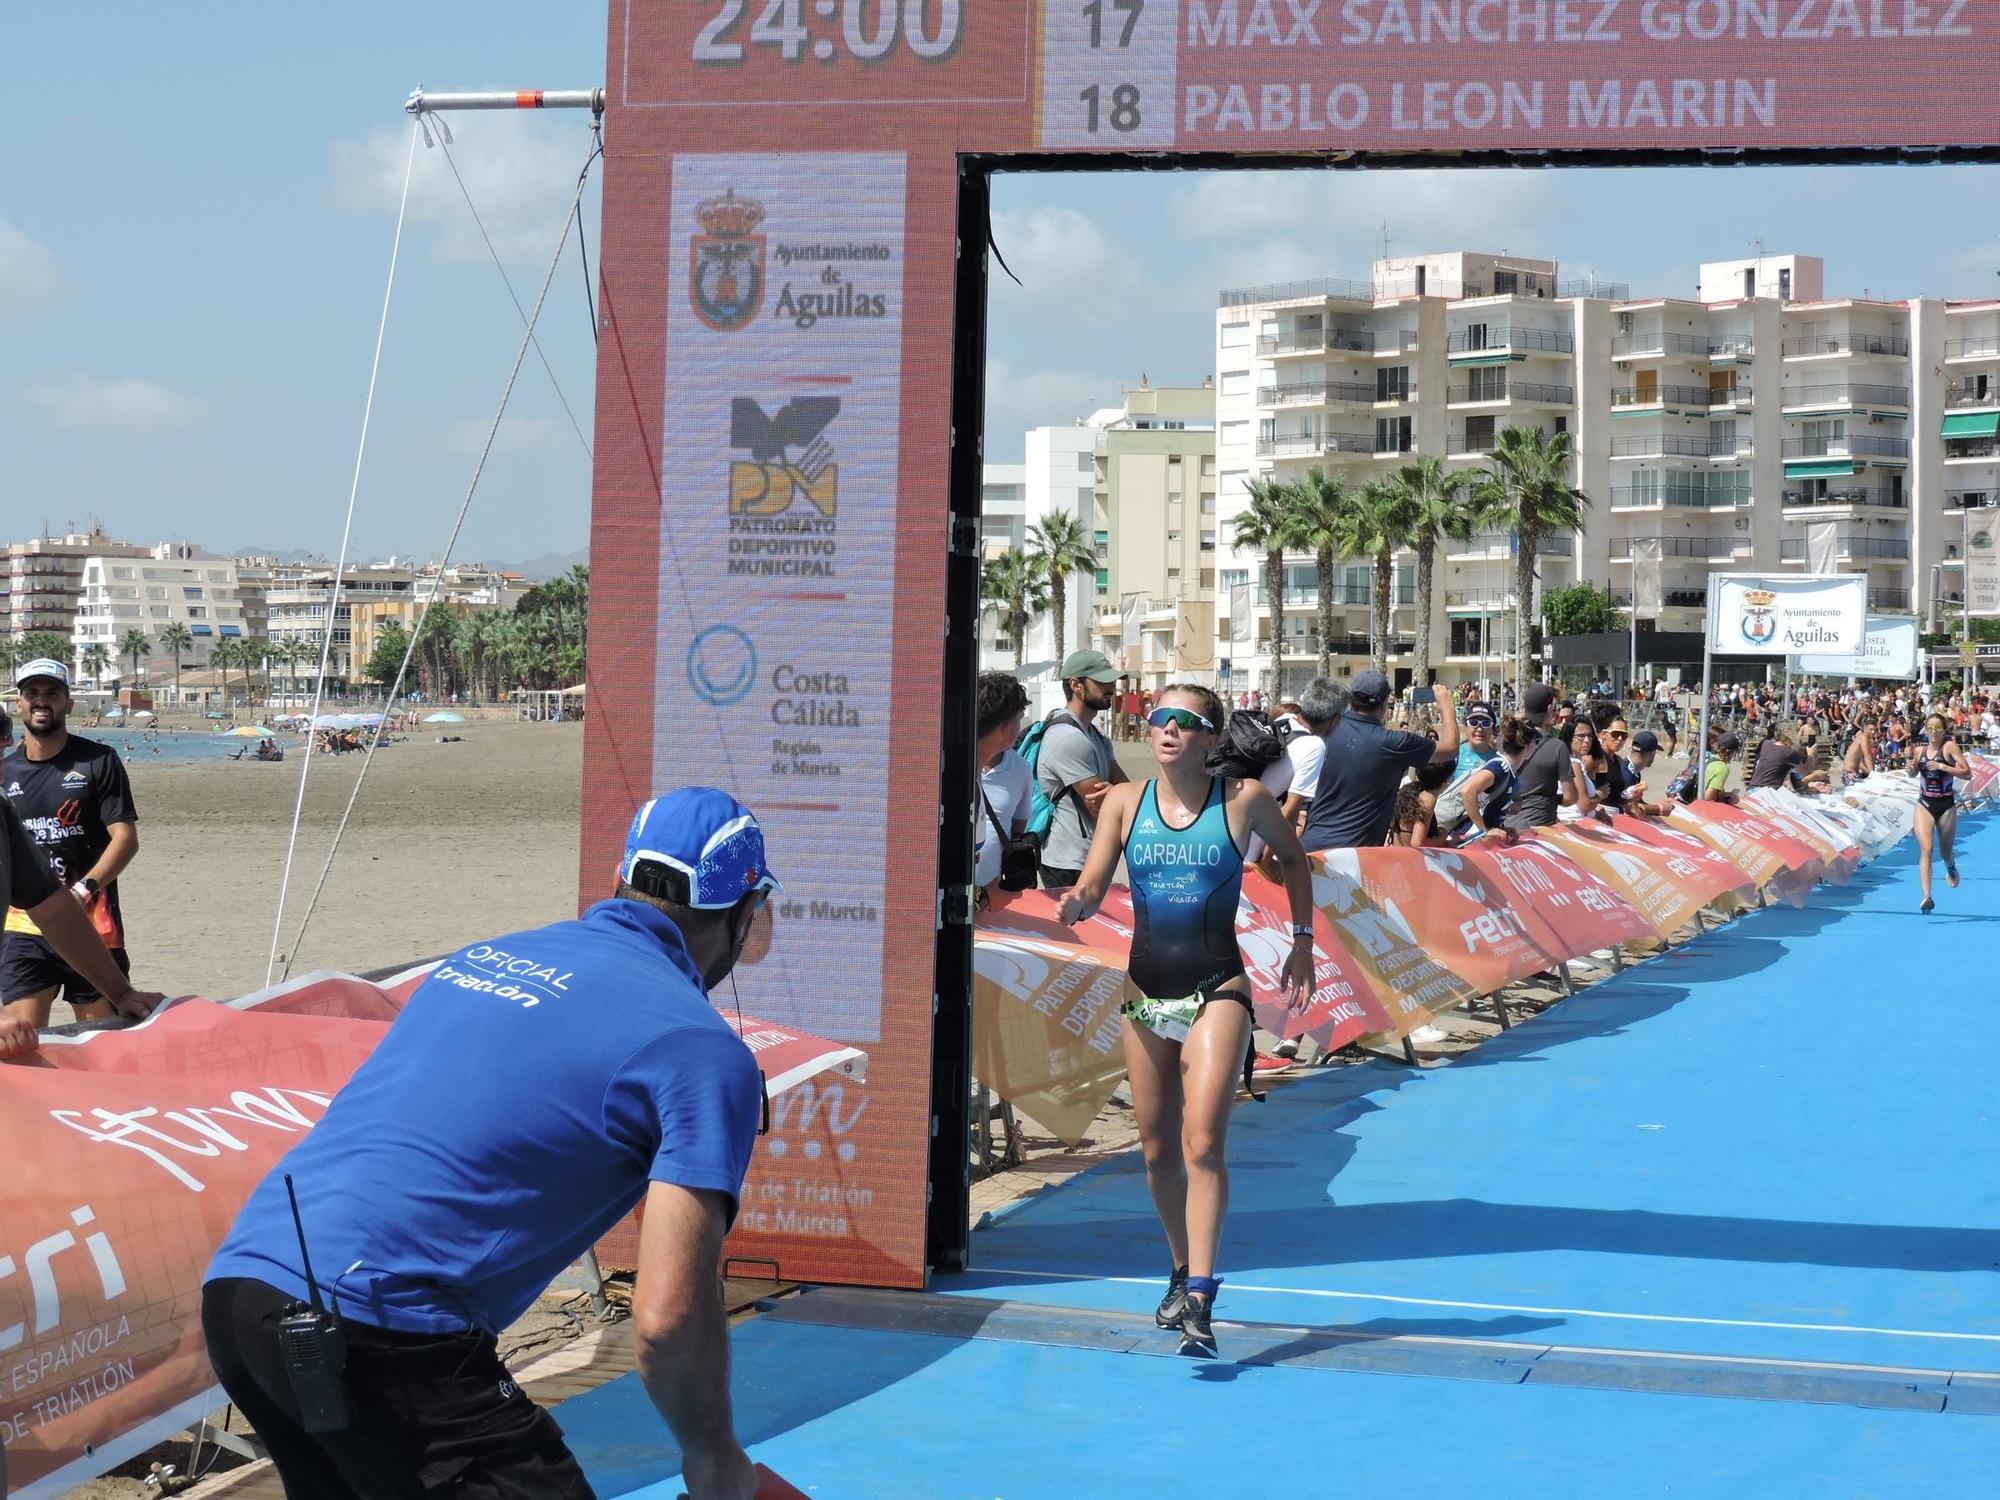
top-left (1345, 847), bottom-right (1559, 995)
top-left (1537, 819), bottom-right (1741, 939)
top-left (0, 973), bottom-right (864, 1499)
top-left (1309, 851), bottom-right (1482, 1039)
top-left (1675, 801), bottom-right (1825, 906)
top-left (1458, 838), bottom-right (1655, 961)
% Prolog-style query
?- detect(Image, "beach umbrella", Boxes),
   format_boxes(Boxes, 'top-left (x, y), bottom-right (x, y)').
top-left (424, 711), bottom-right (466, 724)
top-left (103, 707), bottom-right (126, 719)
top-left (226, 725), bottom-right (265, 737)
top-left (133, 710), bottom-right (157, 720)
top-left (353, 712), bottom-right (386, 726)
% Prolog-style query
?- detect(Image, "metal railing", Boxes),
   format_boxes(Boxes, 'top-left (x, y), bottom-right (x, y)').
top-left (1449, 429), bottom-right (1499, 455)
top-left (1781, 383), bottom-right (1910, 409)
top-left (1708, 336), bottom-right (1755, 359)
top-left (1869, 588), bottom-right (1913, 610)
top-left (1611, 434), bottom-right (1737, 458)
top-left (1256, 331), bottom-right (1327, 356)
top-left (1255, 431), bottom-right (1377, 458)
top-left (1451, 532), bottom-right (1573, 556)
top-left (1448, 379), bottom-right (1572, 403)
top-left (1706, 384), bottom-right (1753, 406)
top-left (1445, 589), bottom-right (1514, 608)
top-left (1944, 440), bottom-right (2000, 460)
top-left (1782, 333), bottom-right (1910, 358)
top-left (1780, 435), bottom-right (1910, 459)
top-left (1612, 330), bottom-right (1707, 357)
top-left (1610, 383), bottom-right (1707, 407)
top-left (1221, 276), bottom-right (1374, 307)
top-left (1778, 536), bottom-right (1910, 561)
top-left (1946, 386), bottom-right (2000, 409)
top-left (1945, 336), bottom-right (2000, 360)
top-left (1557, 278), bottom-right (1630, 300)
top-left (1946, 490), bottom-right (1999, 509)
top-left (1447, 327), bottom-right (1574, 354)
top-left (1257, 379), bottom-right (1377, 407)
top-left (1782, 487), bottom-right (1906, 509)
top-left (1610, 487), bottom-right (1750, 510)
top-left (1610, 536), bottom-right (1740, 559)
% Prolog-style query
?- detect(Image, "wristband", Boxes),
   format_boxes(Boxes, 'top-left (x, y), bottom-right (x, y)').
top-left (1290, 924), bottom-right (1314, 938)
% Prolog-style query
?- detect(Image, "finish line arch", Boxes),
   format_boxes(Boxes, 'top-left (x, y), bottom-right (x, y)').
top-left (577, 0), bottom-right (2000, 1288)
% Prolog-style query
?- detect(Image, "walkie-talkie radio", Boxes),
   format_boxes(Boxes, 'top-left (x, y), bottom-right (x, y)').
top-left (276, 1173), bottom-right (349, 1433)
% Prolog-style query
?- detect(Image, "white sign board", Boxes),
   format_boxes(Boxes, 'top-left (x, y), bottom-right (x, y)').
top-left (1790, 614), bottom-right (1921, 680)
top-left (1708, 574), bottom-right (1866, 657)
top-left (1967, 511), bottom-right (2000, 618)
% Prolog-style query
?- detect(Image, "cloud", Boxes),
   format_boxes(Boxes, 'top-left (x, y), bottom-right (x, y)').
top-left (437, 413), bottom-right (581, 459)
top-left (989, 205), bottom-right (1152, 329)
top-left (982, 358), bottom-right (1126, 459)
top-left (325, 117), bottom-right (589, 266)
top-left (23, 376), bottom-right (208, 433)
top-left (0, 217), bottom-right (73, 321)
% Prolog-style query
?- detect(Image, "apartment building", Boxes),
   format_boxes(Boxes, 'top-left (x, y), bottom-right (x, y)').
top-left (2, 529), bottom-right (152, 647)
top-left (1215, 249), bottom-right (1959, 693)
top-left (70, 543), bottom-right (251, 686)
top-left (264, 564), bottom-right (416, 691)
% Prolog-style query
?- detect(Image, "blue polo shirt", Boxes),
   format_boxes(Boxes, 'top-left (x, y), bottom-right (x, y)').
top-left (207, 901), bottom-right (762, 1334)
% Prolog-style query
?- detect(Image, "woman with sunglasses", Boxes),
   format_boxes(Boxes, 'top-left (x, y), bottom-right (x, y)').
top-left (1910, 713), bottom-right (1973, 914)
top-left (1057, 683), bottom-right (1317, 1359)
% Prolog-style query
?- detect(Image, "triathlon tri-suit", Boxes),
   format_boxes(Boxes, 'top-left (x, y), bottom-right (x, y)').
top-left (1914, 748), bottom-right (1959, 823)
top-left (1121, 777), bottom-right (1248, 1042)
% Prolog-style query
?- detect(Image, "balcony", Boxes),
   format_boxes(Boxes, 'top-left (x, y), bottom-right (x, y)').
top-left (1447, 327), bottom-right (1574, 355)
top-left (1253, 583), bottom-right (1417, 608)
top-left (1611, 434), bottom-right (1747, 459)
top-left (1781, 383), bottom-right (1911, 412)
top-left (1778, 536), bottom-right (1911, 562)
top-left (1944, 336), bottom-right (2000, 361)
top-left (1607, 588), bottom-right (1710, 609)
top-left (1610, 383), bottom-right (1707, 408)
top-left (1780, 435), bottom-right (1910, 461)
top-left (1558, 277), bottom-right (1631, 300)
top-left (1870, 588), bottom-right (1913, 612)
top-left (1452, 532), bottom-right (1574, 557)
top-left (1445, 588), bottom-right (1515, 609)
top-left (1612, 330), bottom-right (1708, 358)
top-left (1610, 536), bottom-right (1740, 560)
top-left (1945, 386), bottom-right (2000, 409)
top-left (1255, 431), bottom-right (1376, 458)
top-left (1220, 276), bottom-right (1374, 307)
top-left (1782, 333), bottom-right (1910, 359)
top-left (1449, 429), bottom-right (1499, 456)
top-left (1447, 380), bottom-right (1573, 405)
top-left (1610, 486), bottom-right (1749, 511)
top-left (1256, 330), bottom-right (1330, 357)
top-left (1708, 336), bottom-right (1755, 361)
top-left (1947, 490), bottom-right (2000, 510)
top-left (1706, 384), bottom-right (1753, 409)
top-left (1944, 440), bottom-right (2000, 463)
top-left (1257, 379), bottom-right (1376, 408)
top-left (1782, 486), bottom-right (1906, 510)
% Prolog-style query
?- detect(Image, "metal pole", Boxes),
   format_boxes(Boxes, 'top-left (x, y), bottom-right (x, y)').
top-left (1629, 602), bottom-right (1638, 697)
top-left (406, 87), bottom-right (605, 115)
top-left (1695, 572), bottom-right (1718, 796)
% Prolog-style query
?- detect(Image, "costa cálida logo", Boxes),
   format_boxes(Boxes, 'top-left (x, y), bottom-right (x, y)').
top-left (1739, 587), bottom-right (1778, 646)
top-left (689, 188), bottom-right (767, 332)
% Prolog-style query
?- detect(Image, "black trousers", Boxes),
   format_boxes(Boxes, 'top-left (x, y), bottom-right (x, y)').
top-left (201, 1277), bottom-right (595, 1499)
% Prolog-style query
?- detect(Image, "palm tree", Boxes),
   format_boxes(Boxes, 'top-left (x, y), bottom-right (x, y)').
top-left (22, 631), bottom-right (71, 667)
top-left (1027, 512), bottom-right (1099, 657)
top-left (209, 638), bottom-right (242, 707)
top-left (1330, 479), bottom-right (1418, 676)
top-left (275, 636), bottom-right (309, 702)
top-left (159, 622), bottom-right (194, 702)
top-left (1392, 456), bottom-right (1477, 695)
top-left (118, 628), bottom-right (152, 688)
top-left (1472, 425), bottom-right (1591, 695)
top-left (80, 642), bottom-right (112, 688)
top-left (1230, 476), bottom-right (1297, 691)
top-left (979, 550), bottom-right (1050, 662)
top-left (1283, 467), bottom-right (1359, 680)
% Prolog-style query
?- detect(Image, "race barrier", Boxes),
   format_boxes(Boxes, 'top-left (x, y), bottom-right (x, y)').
top-left (974, 768), bottom-right (1995, 1137)
top-left (0, 968), bottom-right (864, 1500)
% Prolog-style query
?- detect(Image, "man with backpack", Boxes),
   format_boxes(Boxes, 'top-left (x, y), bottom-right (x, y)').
top-left (1022, 651), bottom-right (1127, 888)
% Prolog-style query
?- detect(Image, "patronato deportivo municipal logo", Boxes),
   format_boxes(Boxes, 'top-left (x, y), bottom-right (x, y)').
top-left (689, 189), bottom-right (766, 332)
top-left (729, 396), bottom-right (838, 519)
top-left (1739, 587), bottom-right (1778, 646)
top-left (727, 396), bottom-right (841, 580)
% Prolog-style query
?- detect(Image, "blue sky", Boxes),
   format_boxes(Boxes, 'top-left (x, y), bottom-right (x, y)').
top-left (4, 7), bottom-right (1997, 560)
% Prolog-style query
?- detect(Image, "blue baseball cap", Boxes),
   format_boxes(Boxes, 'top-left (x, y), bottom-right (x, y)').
top-left (619, 788), bottom-right (781, 908)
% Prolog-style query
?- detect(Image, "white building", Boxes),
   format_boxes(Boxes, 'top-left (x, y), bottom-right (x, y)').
top-left (1214, 250), bottom-right (1961, 693)
top-left (71, 543), bottom-right (251, 688)
top-left (264, 564), bottom-right (416, 692)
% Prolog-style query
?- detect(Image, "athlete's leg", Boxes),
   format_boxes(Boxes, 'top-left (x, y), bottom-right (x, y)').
top-left (1914, 803), bottom-right (1936, 909)
top-left (1940, 805), bottom-right (1960, 885)
top-left (1178, 996), bottom-right (1253, 1283)
top-left (1121, 1016), bottom-right (1188, 1270)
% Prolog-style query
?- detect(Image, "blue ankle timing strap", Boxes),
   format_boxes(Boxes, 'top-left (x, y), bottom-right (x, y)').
top-left (1185, 1275), bottom-right (1221, 1300)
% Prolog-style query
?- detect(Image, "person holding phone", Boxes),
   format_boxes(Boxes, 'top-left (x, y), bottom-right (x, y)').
top-left (1056, 684), bottom-right (1317, 1360)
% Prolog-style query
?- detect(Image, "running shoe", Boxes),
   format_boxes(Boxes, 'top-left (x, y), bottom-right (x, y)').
top-left (1921, 896), bottom-right (1935, 915)
top-left (1948, 863), bottom-right (1960, 888)
top-left (1155, 1266), bottom-right (1189, 1330)
top-left (1177, 1295), bottom-right (1218, 1358)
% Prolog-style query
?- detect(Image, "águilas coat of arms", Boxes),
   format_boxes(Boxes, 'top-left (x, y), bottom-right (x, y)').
top-left (1739, 587), bottom-right (1778, 646)
top-left (689, 189), bottom-right (766, 332)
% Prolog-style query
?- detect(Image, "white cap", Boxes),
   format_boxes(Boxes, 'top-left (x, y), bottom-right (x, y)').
top-left (13, 658), bottom-right (69, 689)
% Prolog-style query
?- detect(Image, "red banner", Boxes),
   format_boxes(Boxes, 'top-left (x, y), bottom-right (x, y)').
top-left (0, 975), bottom-right (864, 1499)
top-left (1538, 818), bottom-right (1744, 938)
top-left (1460, 837), bottom-right (1655, 960)
top-left (1309, 850), bottom-right (1484, 1037)
top-left (1676, 801), bottom-right (1825, 905)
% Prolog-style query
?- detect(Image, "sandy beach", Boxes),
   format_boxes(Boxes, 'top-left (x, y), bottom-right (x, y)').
top-left (59, 718), bottom-right (584, 1015)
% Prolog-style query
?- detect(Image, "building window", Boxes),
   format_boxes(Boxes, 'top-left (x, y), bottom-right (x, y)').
top-left (1094, 569), bottom-right (1109, 591)
top-left (1201, 495), bottom-right (1216, 514)
top-left (1221, 569), bottom-right (1249, 590)
top-left (1221, 321), bottom-right (1250, 348)
top-left (1375, 416), bottom-right (1413, 453)
top-left (1077, 451), bottom-right (1094, 473)
top-left (1378, 366), bottom-right (1412, 401)
top-left (1220, 370), bottom-right (1250, 396)
top-left (1200, 531), bottom-right (1216, 550)
top-left (1200, 568), bottom-right (1215, 590)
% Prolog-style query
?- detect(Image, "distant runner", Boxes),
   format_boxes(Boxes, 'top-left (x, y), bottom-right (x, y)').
top-left (1055, 684), bottom-right (1316, 1360)
top-left (1910, 714), bottom-right (1972, 915)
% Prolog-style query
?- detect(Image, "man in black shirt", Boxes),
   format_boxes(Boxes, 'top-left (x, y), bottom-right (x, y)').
top-left (1301, 670), bottom-right (1458, 851)
top-left (1505, 683), bottom-right (1586, 832)
top-left (3, 659), bottom-right (141, 1026)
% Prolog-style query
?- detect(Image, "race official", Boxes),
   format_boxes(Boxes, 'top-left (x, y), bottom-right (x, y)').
top-left (203, 788), bottom-right (773, 1500)
top-left (3, 658), bottom-right (140, 1026)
